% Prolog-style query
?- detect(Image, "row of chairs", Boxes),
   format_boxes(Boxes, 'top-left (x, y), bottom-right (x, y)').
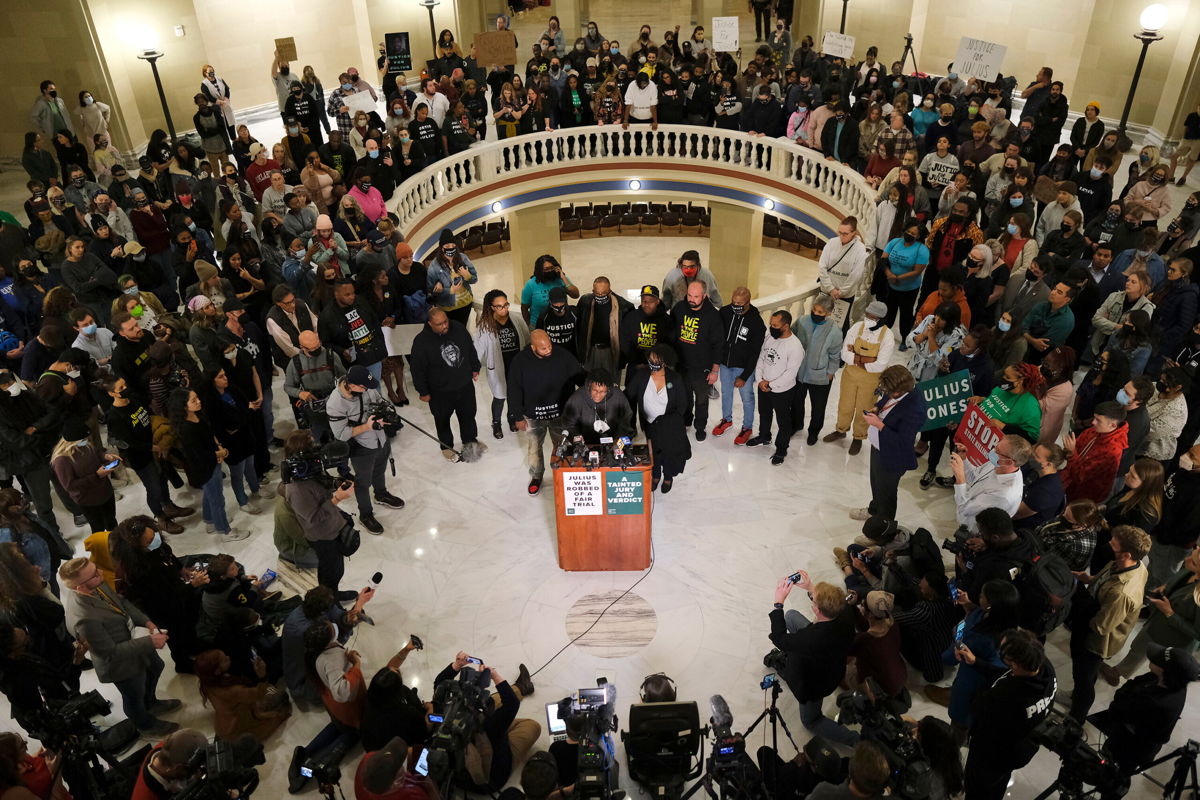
top-left (763, 215), bottom-right (823, 255)
top-left (564, 211), bottom-right (712, 239)
top-left (461, 221), bottom-right (509, 257)
top-left (557, 202), bottom-right (707, 221)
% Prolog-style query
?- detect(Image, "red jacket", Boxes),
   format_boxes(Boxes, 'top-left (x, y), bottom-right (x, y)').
top-left (1062, 423), bottom-right (1129, 503)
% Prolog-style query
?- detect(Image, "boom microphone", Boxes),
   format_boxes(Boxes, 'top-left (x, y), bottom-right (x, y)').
top-left (709, 694), bottom-right (733, 731)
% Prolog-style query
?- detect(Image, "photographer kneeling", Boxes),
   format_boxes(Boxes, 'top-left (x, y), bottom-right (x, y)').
top-left (327, 365), bottom-right (405, 534)
top-left (130, 728), bottom-right (209, 800)
top-left (356, 735), bottom-right (439, 800)
top-left (280, 430), bottom-right (358, 600)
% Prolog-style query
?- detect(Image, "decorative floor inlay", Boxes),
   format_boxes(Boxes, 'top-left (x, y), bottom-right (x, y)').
top-left (564, 591), bottom-right (658, 657)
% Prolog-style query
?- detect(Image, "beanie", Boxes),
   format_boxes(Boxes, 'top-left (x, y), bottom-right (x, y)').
top-left (395, 241), bottom-right (414, 259)
top-left (195, 260), bottom-right (218, 282)
top-left (62, 417), bottom-right (91, 443)
top-left (439, 228), bottom-right (456, 246)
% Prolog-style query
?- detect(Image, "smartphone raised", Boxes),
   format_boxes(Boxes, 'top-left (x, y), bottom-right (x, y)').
top-left (103, 459), bottom-right (121, 470)
top-left (465, 656), bottom-right (483, 666)
top-left (259, 569), bottom-right (277, 589)
top-left (415, 748), bottom-right (430, 776)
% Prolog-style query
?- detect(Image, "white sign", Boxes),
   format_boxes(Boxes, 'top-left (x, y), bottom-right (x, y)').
top-left (712, 17), bottom-right (739, 53)
top-left (821, 31), bottom-right (856, 60)
top-left (953, 37), bottom-right (1007, 82)
top-left (563, 472), bottom-right (603, 516)
top-left (828, 298), bottom-right (852, 328)
top-left (345, 91), bottom-right (378, 117)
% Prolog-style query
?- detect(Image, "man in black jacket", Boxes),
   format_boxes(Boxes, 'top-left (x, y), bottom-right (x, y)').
top-left (957, 507), bottom-right (1037, 604)
top-left (820, 103), bottom-right (859, 167)
top-left (111, 312), bottom-right (153, 398)
top-left (410, 309), bottom-right (482, 458)
top-left (964, 629), bottom-right (1057, 800)
top-left (575, 277), bottom-right (632, 376)
top-left (535, 286), bottom-right (579, 360)
top-left (318, 280), bottom-right (388, 378)
top-left (713, 287), bottom-right (766, 444)
top-left (620, 285), bottom-right (674, 387)
top-left (670, 280), bottom-right (723, 441)
top-left (0, 369), bottom-right (73, 542)
top-left (562, 369), bottom-right (634, 446)
top-left (768, 572), bottom-right (859, 747)
top-left (506, 330), bottom-right (581, 495)
top-left (740, 85), bottom-right (785, 137)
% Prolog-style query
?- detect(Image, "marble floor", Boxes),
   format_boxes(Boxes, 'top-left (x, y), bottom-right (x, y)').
top-left (0, 236), bottom-right (1188, 800)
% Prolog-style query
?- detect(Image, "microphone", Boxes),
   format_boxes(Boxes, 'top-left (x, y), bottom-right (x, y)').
top-left (709, 694), bottom-right (733, 731)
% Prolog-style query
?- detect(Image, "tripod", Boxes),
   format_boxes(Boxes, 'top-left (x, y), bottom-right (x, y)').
top-left (1139, 740), bottom-right (1199, 800)
top-left (898, 33), bottom-right (918, 76)
top-left (742, 682), bottom-right (799, 757)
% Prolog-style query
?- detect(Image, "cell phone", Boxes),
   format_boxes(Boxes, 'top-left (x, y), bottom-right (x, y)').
top-left (104, 459), bottom-right (120, 470)
top-left (259, 569), bottom-right (277, 589)
top-left (546, 702), bottom-right (566, 734)
top-left (787, 570), bottom-right (806, 585)
top-left (948, 578), bottom-right (959, 602)
top-left (300, 766), bottom-right (313, 778)
top-left (954, 620), bottom-right (966, 646)
top-left (465, 656), bottom-right (483, 666)
top-left (1148, 589), bottom-right (1166, 600)
top-left (410, 634), bottom-right (424, 651)
top-left (415, 748), bottom-right (430, 776)
top-left (427, 713), bottom-right (444, 724)
top-left (370, 571), bottom-right (384, 589)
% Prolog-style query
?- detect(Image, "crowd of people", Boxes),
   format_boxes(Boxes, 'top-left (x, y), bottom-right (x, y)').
top-left (2, 5), bottom-right (1200, 800)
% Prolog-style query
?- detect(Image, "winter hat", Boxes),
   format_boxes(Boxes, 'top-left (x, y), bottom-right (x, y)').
top-left (394, 241), bottom-right (414, 259)
top-left (865, 300), bottom-right (888, 319)
top-left (864, 590), bottom-right (895, 620)
top-left (315, 214), bottom-right (333, 232)
top-left (195, 260), bottom-right (218, 282)
top-left (861, 515), bottom-right (898, 543)
top-left (62, 417), bottom-right (91, 443)
top-left (1147, 643), bottom-right (1200, 687)
top-left (89, 214), bottom-right (109, 233)
top-left (439, 228), bottom-right (457, 247)
top-left (1057, 180), bottom-right (1078, 196)
top-left (548, 286), bottom-right (567, 303)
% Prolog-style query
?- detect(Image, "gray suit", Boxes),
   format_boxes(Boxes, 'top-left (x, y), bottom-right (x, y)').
top-left (62, 585), bottom-right (160, 684)
top-left (999, 271), bottom-right (1051, 326)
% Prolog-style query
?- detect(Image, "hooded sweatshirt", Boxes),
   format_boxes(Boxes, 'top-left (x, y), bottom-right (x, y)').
top-left (1061, 422), bottom-right (1129, 504)
top-left (969, 661), bottom-right (1057, 769)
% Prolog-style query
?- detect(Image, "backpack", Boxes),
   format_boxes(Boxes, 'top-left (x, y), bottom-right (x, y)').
top-left (907, 527), bottom-right (943, 577)
top-left (1014, 551), bottom-right (1076, 636)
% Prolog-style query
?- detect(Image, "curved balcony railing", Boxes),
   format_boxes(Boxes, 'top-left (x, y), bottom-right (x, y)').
top-left (390, 124), bottom-right (878, 254)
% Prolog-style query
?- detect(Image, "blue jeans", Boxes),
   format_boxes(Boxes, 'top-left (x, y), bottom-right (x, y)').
top-left (112, 651), bottom-right (165, 729)
top-left (784, 610), bottom-right (861, 748)
top-left (261, 383), bottom-right (276, 443)
top-left (201, 464), bottom-right (230, 533)
top-left (227, 456), bottom-right (260, 506)
top-left (365, 362), bottom-right (383, 383)
top-left (719, 365), bottom-right (755, 429)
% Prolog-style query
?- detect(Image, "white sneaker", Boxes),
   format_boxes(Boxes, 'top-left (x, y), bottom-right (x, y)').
top-left (223, 529), bottom-right (251, 542)
top-left (848, 507), bottom-right (872, 521)
top-left (205, 522), bottom-right (216, 534)
top-left (252, 486), bottom-right (275, 500)
top-left (240, 501), bottom-right (262, 515)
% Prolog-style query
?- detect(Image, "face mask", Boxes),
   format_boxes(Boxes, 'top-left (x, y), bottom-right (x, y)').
top-left (1137, 249), bottom-right (1152, 258)
top-left (6, 383), bottom-right (22, 397)
top-left (1151, 174), bottom-right (1165, 184)
top-left (134, 197), bottom-right (149, 208)
top-left (647, 362), bottom-right (663, 371)
top-left (280, 66), bottom-right (290, 75)
top-left (399, 134), bottom-right (410, 143)
top-left (71, 177), bottom-right (85, 188)
top-left (48, 90), bottom-right (58, 99)
top-left (1009, 196), bottom-right (1022, 208)
top-left (611, 47), bottom-right (619, 54)
top-left (949, 213), bottom-right (965, 224)
top-left (997, 318), bottom-right (1012, 332)
top-left (1116, 388), bottom-right (1132, 406)
top-left (811, 312), bottom-right (826, 325)
top-left (769, 327), bottom-right (783, 339)
top-left (922, 99), bottom-right (933, 108)
top-left (441, 247), bottom-right (457, 258)
top-left (731, 303), bottom-right (746, 314)
top-left (1061, 223), bottom-right (1074, 234)
top-left (1140, 154), bottom-right (1150, 164)
top-left (224, 350), bottom-right (237, 362)
top-left (288, 126), bottom-right (299, 135)
top-left (342, 82), bottom-right (354, 91)
top-left (941, 115), bottom-right (953, 123)
top-left (67, 369), bottom-right (81, 379)
top-left (1020, 129), bottom-right (1032, 139)
top-left (1006, 223), bottom-right (1019, 236)
top-left (868, 76), bottom-right (877, 84)
top-left (998, 380), bottom-right (1014, 392)
top-left (147, 531), bottom-right (163, 551)
top-left (76, 438), bottom-right (89, 448)
top-left (130, 304), bottom-right (144, 319)
top-left (968, 105), bottom-right (978, 115)
top-left (82, 323), bottom-right (97, 336)
top-left (1182, 454), bottom-right (1195, 471)
top-left (594, 294), bottom-right (610, 304)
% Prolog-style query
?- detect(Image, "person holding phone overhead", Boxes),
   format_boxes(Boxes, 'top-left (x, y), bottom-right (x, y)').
top-left (50, 416), bottom-right (120, 533)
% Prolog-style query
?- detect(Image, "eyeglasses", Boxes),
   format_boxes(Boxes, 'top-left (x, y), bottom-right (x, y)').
top-left (491, 302), bottom-right (510, 310)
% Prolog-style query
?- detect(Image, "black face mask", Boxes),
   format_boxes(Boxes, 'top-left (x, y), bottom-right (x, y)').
top-left (731, 303), bottom-right (745, 314)
top-left (594, 294), bottom-right (610, 304)
top-left (647, 362), bottom-right (663, 371)
top-left (903, 233), bottom-right (916, 245)
top-left (280, 66), bottom-right (290, 76)
top-left (769, 327), bottom-right (783, 339)
top-left (998, 380), bottom-right (1015, 392)
top-left (949, 213), bottom-right (965, 224)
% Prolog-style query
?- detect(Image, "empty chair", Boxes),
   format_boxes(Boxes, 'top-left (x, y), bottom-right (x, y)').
top-left (660, 212), bottom-right (681, 234)
top-left (600, 214), bottom-right (620, 235)
top-left (798, 229), bottom-right (820, 251)
top-left (572, 203), bottom-right (593, 218)
top-left (464, 232), bottom-right (484, 254)
top-left (764, 214), bottom-right (780, 226)
top-left (779, 226), bottom-right (801, 252)
top-left (592, 202), bottom-right (611, 216)
top-left (631, 202), bottom-right (649, 215)
top-left (481, 229), bottom-right (503, 255)
top-left (649, 202), bottom-right (667, 215)
top-left (639, 213), bottom-right (661, 234)
top-left (688, 202), bottom-right (705, 215)
top-left (560, 217), bottom-right (582, 239)
top-left (619, 212), bottom-right (641, 233)
top-left (762, 221), bottom-right (780, 247)
top-left (699, 212), bottom-right (711, 235)
top-left (581, 215), bottom-right (602, 238)
top-left (486, 221), bottom-right (505, 232)
top-left (680, 212), bottom-right (702, 235)
top-left (610, 201), bottom-right (631, 216)
top-left (559, 207), bottom-right (574, 222)
top-left (667, 202), bottom-right (688, 214)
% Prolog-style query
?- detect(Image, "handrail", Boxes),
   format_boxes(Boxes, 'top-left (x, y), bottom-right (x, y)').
top-left (389, 124), bottom-right (877, 249)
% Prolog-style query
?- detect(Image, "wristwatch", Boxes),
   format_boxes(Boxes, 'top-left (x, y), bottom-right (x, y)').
top-left (773, 602), bottom-right (784, 610)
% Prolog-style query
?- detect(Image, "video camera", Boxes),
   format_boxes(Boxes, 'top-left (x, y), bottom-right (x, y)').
top-left (27, 691), bottom-right (144, 800)
top-left (281, 439), bottom-right (350, 487)
top-left (836, 681), bottom-right (932, 800)
top-left (1030, 709), bottom-right (1124, 795)
top-left (173, 734), bottom-right (265, 800)
top-left (425, 666), bottom-right (495, 791)
top-left (558, 682), bottom-right (622, 800)
top-left (368, 399), bottom-right (403, 436)
top-left (699, 695), bottom-right (766, 800)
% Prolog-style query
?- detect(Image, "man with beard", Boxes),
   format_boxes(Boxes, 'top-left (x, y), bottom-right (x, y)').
top-left (318, 280), bottom-right (387, 381)
top-left (410, 308), bottom-right (483, 460)
top-left (535, 286), bottom-right (579, 360)
top-left (670, 280), bottom-right (723, 440)
top-left (713, 287), bottom-right (766, 444)
top-left (506, 330), bottom-right (581, 495)
top-left (575, 276), bottom-right (632, 377)
top-left (620, 285), bottom-right (675, 386)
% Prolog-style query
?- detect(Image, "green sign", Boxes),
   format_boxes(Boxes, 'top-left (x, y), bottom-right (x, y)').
top-left (605, 472), bottom-right (645, 515)
top-left (919, 369), bottom-right (973, 431)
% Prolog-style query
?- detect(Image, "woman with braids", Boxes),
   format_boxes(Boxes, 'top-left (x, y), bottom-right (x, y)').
top-left (109, 515), bottom-right (208, 674)
top-left (473, 289), bottom-right (529, 441)
top-left (974, 361), bottom-right (1043, 442)
top-left (1037, 346), bottom-right (1076, 444)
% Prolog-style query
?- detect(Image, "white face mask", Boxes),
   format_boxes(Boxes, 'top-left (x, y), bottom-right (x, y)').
top-left (224, 350), bottom-right (237, 361)
top-left (67, 369), bottom-right (81, 379)
top-left (5, 383), bottom-right (21, 397)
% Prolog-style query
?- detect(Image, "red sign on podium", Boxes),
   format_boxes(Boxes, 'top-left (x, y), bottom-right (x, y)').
top-left (953, 403), bottom-right (1003, 467)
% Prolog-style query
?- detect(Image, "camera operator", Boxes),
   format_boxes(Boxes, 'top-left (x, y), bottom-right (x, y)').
top-left (807, 741), bottom-right (890, 799)
top-left (963, 629), bottom-right (1057, 800)
top-left (279, 430), bottom-right (359, 599)
top-left (327, 364), bottom-right (405, 534)
top-left (283, 585), bottom-right (374, 707)
top-left (362, 639), bottom-right (430, 751)
top-left (0, 732), bottom-right (67, 800)
top-left (130, 728), bottom-right (209, 800)
top-left (769, 573), bottom-right (859, 747)
top-left (1091, 644), bottom-right (1200, 777)
top-left (561, 368), bottom-right (633, 445)
top-left (432, 652), bottom-right (541, 793)
top-left (355, 735), bottom-right (440, 800)
top-left (756, 736), bottom-right (846, 800)
top-left (955, 507), bottom-right (1036, 604)
top-left (285, 330), bottom-right (347, 444)
top-left (291, 620), bottom-right (367, 793)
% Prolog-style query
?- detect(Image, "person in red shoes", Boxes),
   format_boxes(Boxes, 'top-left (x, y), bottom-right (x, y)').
top-left (712, 286), bottom-right (765, 445)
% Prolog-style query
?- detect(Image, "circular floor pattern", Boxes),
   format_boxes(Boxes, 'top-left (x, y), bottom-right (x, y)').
top-left (564, 591), bottom-right (658, 658)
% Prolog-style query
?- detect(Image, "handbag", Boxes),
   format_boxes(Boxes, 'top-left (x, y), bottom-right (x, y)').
top-left (336, 519), bottom-right (361, 557)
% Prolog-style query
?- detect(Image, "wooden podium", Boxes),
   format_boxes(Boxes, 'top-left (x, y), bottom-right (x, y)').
top-left (552, 451), bottom-right (653, 571)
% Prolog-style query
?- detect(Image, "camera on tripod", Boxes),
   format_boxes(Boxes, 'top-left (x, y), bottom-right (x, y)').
top-left (27, 691), bottom-right (144, 800)
top-left (368, 400), bottom-right (403, 436)
top-left (558, 682), bottom-right (622, 800)
top-left (174, 734), bottom-right (266, 800)
top-left (281, 440), bottom-right (350, 486)
top-left (836, 681), bottom-right (932, 800)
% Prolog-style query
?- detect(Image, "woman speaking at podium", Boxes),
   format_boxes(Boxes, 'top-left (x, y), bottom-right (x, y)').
top-left (626, 345), bottom-right (693, 493)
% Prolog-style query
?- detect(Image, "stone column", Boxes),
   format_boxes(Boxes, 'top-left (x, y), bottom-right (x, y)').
top-left (506, 204), bottom-right (562, 299)
top-left (707, 202), bottom-right (764, 298)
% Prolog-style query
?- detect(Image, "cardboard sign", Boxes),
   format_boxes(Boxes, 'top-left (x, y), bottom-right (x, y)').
top-left (275, 37), bottom-right (298, 62)
top-left (385, 32), bottom-right (412, 73)
top-left (953, 37), bottom-right (1007, 82)
top-left (953, 403), bottom-right (1004, 467)
top-left (712, 16), bottom-right (739, 53)
top-left (473, 31), bottom-right (517, 67)
top-left (605, 472), bottom-right (644, 516)
top-left (821, 31), bottom-right (856, 60)
top-left (828, 298), bottom-right (852, 328)
top-left (563, 472), bottom-right (603, 516)
top-left (919, 369), bottom-right (973, 431)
